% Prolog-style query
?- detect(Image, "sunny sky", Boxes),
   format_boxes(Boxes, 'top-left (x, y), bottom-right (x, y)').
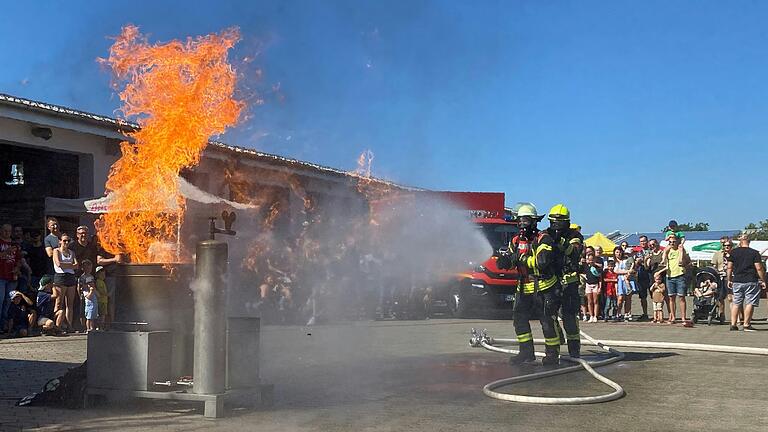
top-left (1, 0), bottom-right (767, 234)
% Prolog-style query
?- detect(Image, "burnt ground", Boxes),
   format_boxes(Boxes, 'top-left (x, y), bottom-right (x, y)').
top-left (1, 315), bottom-right (767, 432)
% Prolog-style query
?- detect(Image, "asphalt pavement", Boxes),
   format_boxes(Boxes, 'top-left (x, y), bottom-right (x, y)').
top-left (1, 316), bottom-right (767, 432)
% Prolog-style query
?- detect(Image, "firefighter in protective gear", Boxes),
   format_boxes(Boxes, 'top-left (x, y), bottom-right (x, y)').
top-left (546, 203), bottom-right (584, 358)
top-left (497, 203), bottom-right (563, 366)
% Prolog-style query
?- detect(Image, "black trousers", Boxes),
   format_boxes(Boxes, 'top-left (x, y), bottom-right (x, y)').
top-left (513, 284), bottom-right (562, 349)
top-left (560, 282), bottom-right (581, 341)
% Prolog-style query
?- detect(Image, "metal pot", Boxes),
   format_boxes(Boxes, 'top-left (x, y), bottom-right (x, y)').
top-left (114, 263), bottom-right (194, 378)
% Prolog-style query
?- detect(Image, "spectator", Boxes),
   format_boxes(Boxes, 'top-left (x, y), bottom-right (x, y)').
top-left (1, 224), bottom-right (23, 335)
top-left (24, 230), bottom-right (48, 291)
top-left (78, 259), bottom-right (96, 331)
top-left (12, 226), bottom-right (27, 248)
top-left (593, 246), bottom-right (605, 315)
top-left (10, 225), bottom-right (32, 296)
top-left (79, 260), bottom-right (97, 333)
top-left (95, 235), bottom-right (122, 327)
top-left (649, 273), bottom-right (666, 323)
top-left (583, 252), bottom-right (601, 322)
top-left (35, 275), bottom-right (61, 335)
top-left (664, 220), bottom-right (686, 245)
top-left (613, 243), bottom-right (636, 321)
top-left (52, 233), bottom-right (78, 332)
top-left (602, 260), bottom-right (618, 321)
top-left (711, 237), bottom-right (733, 322)
top-left (71, 226), bottom-right (98, 330)
top-left (634, 235), bottom-right (652, 321)
top-left (594, 246), bottom-right (605, 263)
top-left (6, 290), bottom-right (36, 337)
top-left (660, 234), bottom-right (690, 323)
top-left (726, 234), bottom-right (767, 332)
top-left (645, 238), bottom-right (668, 316)
top-left (72, 226), bottom-right (97, 276)
top-left (43, 218), bottom-right (61, 274)
top-left (581, 246), bottom-right (601, 320)
top-left (94, 266), bottom-right (108, 329)
top-left (44, 217), bottom-right (62, 276)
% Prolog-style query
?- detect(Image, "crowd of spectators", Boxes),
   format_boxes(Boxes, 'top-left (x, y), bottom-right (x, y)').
top-left (0, 218), bottom-right (121, 338)
top-left (577, 221), bottom-right (767, 330)
top-left (3, 215), bottom-right (766, 334)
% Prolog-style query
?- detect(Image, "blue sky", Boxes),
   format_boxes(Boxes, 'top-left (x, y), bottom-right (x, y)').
top-left (2, 1), bottom-right (767, 233)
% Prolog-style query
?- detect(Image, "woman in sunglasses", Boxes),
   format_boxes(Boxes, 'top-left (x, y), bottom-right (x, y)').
top-left (52, 233), bottom-right (79, 332)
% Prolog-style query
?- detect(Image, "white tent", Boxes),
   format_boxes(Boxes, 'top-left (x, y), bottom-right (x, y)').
top-left (661, 239), bottom-right (768, 262)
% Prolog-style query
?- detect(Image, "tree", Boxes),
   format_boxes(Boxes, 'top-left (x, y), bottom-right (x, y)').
top-left (744, 220), bottom-right (768, 240)
top-left (675, 222), bottom-right (709, 232)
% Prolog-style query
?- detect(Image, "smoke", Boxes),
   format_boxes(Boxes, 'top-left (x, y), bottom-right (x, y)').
top-left (219, 188), bottom-right (491, 324)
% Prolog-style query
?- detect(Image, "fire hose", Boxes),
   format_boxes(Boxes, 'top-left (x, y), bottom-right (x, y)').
top-left (469, 328), bottom-right (768, 405)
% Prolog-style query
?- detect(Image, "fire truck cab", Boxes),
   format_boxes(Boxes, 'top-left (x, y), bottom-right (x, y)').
top-left (431, 192), bottom-right (519, 318)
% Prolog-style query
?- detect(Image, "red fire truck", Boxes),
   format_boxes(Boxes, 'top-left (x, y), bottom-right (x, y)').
top-left (430, 192), bottom-right (519, 318)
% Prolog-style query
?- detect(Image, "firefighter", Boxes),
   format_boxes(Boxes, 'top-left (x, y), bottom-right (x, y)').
top-left (497, 203), bottom-right (562, 366)
top-left (546, 204), bottom-right (584, 358)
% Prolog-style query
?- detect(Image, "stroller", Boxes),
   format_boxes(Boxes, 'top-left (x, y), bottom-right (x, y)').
top-left (692, 267), bottom-right (724, 325)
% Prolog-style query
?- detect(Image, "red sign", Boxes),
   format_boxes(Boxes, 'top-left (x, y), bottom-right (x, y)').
top-left (432, 191), bottom-right (505, 217)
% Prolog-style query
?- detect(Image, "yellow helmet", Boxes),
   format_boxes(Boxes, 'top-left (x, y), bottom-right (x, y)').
top-left (548, 203), bottom-right (570, 221)
top-left (570, 223), bottom-right (581, 231)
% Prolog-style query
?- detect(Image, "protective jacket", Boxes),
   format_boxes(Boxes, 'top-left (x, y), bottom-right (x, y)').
top-left (508, 230), bottom-right (558, 294)
top-left (547, 227), bottom-right (584, 285)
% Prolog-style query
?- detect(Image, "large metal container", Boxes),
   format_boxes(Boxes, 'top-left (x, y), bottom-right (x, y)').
top-left (87, 331), bottom-right (172, 391)
top-left (114, 263), bottom-right (194, 378)
top-left (226, 317), bottom-right (261, 390)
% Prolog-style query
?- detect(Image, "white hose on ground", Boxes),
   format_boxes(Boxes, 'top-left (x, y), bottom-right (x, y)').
top-left (475, 329), bottom-right (768, 405)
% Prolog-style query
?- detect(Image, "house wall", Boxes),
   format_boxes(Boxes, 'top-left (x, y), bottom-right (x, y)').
top-left (0, 115), bottom-right (121, 198)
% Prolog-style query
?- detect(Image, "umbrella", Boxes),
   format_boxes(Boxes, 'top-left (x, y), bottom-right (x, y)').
top-left (692, 241), bottom-right (722, 252)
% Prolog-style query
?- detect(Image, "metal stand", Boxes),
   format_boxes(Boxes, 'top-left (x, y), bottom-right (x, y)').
top-left (85, 385), bottom-right (273, 418)
top-left (85, 212), bottom-right (271, 419)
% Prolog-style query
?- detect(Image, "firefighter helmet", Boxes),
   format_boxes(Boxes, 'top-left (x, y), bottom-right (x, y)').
top-left (516, 203), bottom-right (540, 219)
top-left (547, 204), bottom-right (570, 221)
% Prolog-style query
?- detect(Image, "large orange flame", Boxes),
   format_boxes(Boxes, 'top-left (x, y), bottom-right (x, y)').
top-left (96, 25), bottom-right (243, 263)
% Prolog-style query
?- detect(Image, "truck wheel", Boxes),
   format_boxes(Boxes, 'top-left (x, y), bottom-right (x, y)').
top-left (450, 287), bottom-right (470, 319)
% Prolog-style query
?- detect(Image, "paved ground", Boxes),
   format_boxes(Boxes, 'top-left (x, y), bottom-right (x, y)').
top-left (1, 316), bottom-right (767, 432)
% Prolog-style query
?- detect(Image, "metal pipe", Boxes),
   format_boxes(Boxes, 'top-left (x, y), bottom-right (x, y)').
top-left (193, 240), bottom-right (228, 395)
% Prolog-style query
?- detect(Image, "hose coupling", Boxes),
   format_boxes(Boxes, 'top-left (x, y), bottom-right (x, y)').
top-left (469, 328), bottom-right (491, 348)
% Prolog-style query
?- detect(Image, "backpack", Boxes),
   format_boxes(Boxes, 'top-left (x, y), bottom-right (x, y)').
top-left (16, 361), bottom-right (87, 409)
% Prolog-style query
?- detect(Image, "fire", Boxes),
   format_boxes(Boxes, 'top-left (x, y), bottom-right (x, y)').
top-left (96, 25), bottom-right (244, 262)
top-left (349, 149), bottom-right (399, 226)
top-left (355, 149), bottom-right (374, 178)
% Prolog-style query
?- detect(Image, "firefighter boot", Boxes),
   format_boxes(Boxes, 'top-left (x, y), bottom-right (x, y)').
top-left (567, 339), bottom-right (581, 358)
top-left (542, 345), bottom-right (560, 367)
top-left (557, 321), bottom-right (566, 345)
top-left (509, 341), bottom-right (536, 365)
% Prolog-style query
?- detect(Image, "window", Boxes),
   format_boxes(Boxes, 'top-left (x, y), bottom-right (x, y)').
top-left (5, 163), bottom-right (24, 186)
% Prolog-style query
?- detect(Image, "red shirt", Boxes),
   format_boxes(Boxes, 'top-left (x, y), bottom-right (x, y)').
top-left (602, 269), bottom-right (618, 297)
top-left (0, 239), bottom-right (21, 281)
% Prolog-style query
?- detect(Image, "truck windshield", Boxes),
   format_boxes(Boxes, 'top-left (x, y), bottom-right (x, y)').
top-left (479, 223), bottom-right (519, 254)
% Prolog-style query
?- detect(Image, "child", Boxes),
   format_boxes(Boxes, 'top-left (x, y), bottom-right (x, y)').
top-left (583, 253), bottom-right (601, 323)
top-left (695, 279), bottom-right (717, 299)
top-left (650, 274), bottom-right (666, 323)
top-left (78, 259), bottom-right (98, 333)
top-left (602, 260), bottom-right (618, 321)
top-left (7, 290), bottom-right (37, 338)
top-left (94, 266), bottom-right (109, 329)
top-left (36, 276), bottom-right (62, 335)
